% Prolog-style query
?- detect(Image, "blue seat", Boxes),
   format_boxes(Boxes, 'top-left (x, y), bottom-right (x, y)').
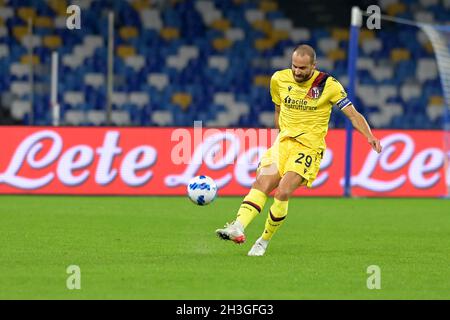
top-left (3, 0), bottom-right (449, 128)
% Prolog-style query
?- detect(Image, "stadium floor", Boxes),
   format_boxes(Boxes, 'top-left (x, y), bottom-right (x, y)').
top-left (0, 196), bottom-right (449, 299)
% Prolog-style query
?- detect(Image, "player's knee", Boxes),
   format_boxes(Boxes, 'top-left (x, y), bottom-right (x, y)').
top-left (252, 180), bottom-right (270, 195)
top-left (275, 188), bottom-right (291, 201)
top-left (253, 177), bottom-right (276, 195)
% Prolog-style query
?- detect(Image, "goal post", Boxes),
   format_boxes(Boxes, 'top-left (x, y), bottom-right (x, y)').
top-left (345, 7), bottom-right (450, 197)
top-left (420, 25), bottom-right (450, 197)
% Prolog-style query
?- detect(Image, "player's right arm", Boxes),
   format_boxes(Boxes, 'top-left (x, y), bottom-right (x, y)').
top-left (274, 104), bottom-right (280, 129)
top-left (270, 72), bottom-right (281, 130)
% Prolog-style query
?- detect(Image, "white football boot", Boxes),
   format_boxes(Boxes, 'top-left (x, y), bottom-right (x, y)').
top-left (247, 237), bottom-right (269, 256)
top-left (215, 221), bottom-right (246, 244)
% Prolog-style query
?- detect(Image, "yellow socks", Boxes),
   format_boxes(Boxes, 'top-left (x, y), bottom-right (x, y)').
top-left (261, 198), bottom-right (288, 241)
top-left (236, 188), bottom-right (267, 229)
top-left (235, 189), bottom-right (289, 241)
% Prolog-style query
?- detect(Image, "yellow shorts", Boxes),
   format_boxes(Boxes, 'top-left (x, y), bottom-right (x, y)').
top-left (257, 137), bottom-right (323, 188)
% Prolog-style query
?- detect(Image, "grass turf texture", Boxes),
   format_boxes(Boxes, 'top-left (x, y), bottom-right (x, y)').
top-left (0, 196), bottom-right (449, 299)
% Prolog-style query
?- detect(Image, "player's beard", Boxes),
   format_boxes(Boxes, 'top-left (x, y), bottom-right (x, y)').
top-left (293, 69), bottom-right (314, 83)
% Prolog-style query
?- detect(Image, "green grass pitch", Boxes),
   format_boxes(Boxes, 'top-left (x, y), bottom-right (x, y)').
top-left (0, 195), bottom-right (449, 299)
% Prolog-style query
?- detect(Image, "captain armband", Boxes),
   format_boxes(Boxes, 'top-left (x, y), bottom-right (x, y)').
top-left (336, 97), bottom-right (352, 110)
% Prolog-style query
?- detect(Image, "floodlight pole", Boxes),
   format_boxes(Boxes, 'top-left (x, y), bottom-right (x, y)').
top-left (106, 11), bottom-right (114, 126)
top-left (344, 6), bottom-right (362, 197)
top-left (51, 51), bottom-right (60, 126)
top-left (27, 17), bottom-right (34, 125)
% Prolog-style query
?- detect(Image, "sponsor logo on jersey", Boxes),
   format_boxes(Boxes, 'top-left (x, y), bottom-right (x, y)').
top-left (283, 95), bottom-right (318, 111)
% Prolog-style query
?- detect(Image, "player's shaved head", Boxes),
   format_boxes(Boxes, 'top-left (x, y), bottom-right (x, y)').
top-left (294, 44), bottom-right (316, 63)
top-left (293, 44), bottom-right (316, 64)
top-left (291, 44), bottom-right (316, 83)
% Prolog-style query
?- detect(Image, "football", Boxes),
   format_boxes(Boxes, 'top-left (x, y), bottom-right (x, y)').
top-left (187, 175), bottom-right (218, 206)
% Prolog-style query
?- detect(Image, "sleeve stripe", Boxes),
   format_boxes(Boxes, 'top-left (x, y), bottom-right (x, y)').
top-left (340, 101), bottom-right (352, 110)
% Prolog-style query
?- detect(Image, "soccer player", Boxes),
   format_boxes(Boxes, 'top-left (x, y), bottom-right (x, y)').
top-left (216, 44), bottom-right (383, 256)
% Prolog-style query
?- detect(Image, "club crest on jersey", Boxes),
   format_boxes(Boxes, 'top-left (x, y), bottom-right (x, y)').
top-left (305, 71), bottom-right (329, 100)
top-left (309, 87), bottom-right (320, 99)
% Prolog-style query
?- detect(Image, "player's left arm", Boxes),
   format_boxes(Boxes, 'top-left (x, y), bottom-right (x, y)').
top-left (341, 104), bottom-right (382, 153)
top-left (328, 77), bottom-right (382, 153)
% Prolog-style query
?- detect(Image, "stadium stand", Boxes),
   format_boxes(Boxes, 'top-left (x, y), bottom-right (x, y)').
top-left (0, 0), bottom-right (447, 128)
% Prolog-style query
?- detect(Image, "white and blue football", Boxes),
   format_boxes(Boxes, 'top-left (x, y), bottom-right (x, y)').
top-left (187, 175), bottom-right (218, 206)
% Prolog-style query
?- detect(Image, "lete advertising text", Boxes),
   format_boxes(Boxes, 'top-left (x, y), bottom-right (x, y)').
top-left (0, 127), bottom-right (447, 197)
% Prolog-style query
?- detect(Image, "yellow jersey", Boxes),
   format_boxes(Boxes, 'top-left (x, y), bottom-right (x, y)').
top-left (270, 69), bottom-right (351, 152)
